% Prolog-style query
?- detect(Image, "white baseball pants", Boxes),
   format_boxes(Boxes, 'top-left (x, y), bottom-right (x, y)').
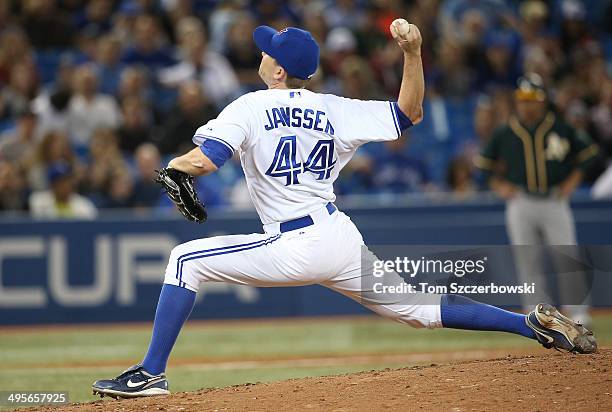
top-left (164, 204), bottom-right (442, 329)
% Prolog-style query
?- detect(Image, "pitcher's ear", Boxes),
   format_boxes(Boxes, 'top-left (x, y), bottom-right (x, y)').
top-left (274, 65), bottom-right (286, 81)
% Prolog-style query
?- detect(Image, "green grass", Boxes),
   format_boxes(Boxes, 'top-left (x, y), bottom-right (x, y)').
top-left (1, 315), bottom-right (611, 405)
top-left (1, 363), bottom-right (396, 407)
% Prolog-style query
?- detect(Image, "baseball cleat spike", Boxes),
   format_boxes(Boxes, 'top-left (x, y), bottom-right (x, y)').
top-left (526, 303), bottom-right (597, 354)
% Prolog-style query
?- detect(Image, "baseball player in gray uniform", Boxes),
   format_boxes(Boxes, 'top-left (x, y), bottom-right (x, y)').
top-left (477, 73), bottom-right (599, 324)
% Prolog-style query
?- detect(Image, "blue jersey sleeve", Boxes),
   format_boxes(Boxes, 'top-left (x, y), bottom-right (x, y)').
top-left (200, 139), bottom-right (233, 168)
top-left (392, 102), bottom-right (413, 130)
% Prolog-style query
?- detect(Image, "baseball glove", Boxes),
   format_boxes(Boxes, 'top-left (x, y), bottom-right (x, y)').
top-left (155, 167), bottom-right (207, 223)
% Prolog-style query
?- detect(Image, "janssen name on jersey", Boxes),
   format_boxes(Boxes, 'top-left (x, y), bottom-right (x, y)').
top-left (264, 107), bottom-right (335, 135)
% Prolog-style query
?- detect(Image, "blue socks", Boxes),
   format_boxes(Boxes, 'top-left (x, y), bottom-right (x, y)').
top-left (440, 294), bottom-right (536, 339)
top-left (141, 288), bottom-right (535, 375)
top-left (142, 284), bottom-right (196, 375)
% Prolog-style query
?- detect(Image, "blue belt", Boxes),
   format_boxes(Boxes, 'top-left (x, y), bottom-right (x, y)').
top-left (279, 203), bottom-right (336, 233)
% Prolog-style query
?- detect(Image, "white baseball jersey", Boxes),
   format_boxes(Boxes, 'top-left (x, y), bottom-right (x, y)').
top-left (164, 88), bottom-right (442, 330)
top-left (192, 89), bottom-right (402, 224)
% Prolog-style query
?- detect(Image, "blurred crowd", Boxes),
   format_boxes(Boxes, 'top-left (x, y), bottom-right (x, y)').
top-left (0, 0), bottom-right (611, 217)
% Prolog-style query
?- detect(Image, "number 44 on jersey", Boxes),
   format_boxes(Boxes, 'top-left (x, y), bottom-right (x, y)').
top-left (266, 136), bottom-right (337, 186)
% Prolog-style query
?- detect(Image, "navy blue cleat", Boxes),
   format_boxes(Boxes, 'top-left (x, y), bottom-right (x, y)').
top-left (92, 364), bottom-right (169, 399)
top-left (526, 303), bottom-right (597, 354)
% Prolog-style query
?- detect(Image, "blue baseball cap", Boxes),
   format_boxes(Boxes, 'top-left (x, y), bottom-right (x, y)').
top-left (47, 162), bottom-right (73, 183)
top-left (253, 26), bottom-right (319, 80)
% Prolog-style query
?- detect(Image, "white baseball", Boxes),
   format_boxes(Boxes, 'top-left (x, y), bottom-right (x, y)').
top-left (390, 18), bottom-right (411, 40)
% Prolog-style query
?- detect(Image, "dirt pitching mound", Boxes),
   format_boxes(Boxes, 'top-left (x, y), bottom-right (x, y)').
top-left (31, 349), bottom-right (611, 412)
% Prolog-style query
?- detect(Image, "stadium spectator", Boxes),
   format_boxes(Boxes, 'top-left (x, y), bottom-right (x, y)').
top-left (73, 0), bottom-right (114, 35)
top-left (132, 143), bottom-right (162, 208)
top-left (120, 14), bottom-right (175, 71)
top-left (478, 30), bottom-right (521, 90)
top-left (0, 109), bottom-right (38, 166)
top-left (335, 153), bottom-right (374, 196)
top-left (429, 37), bottom-right (474, 98)
top-left (250, 0), bottom-right (298, 28)
top-left (446, 155), bottom-right (477, 200)
top-left (98, 171), bottom-right (135, 209)
top-left (32, 51), bottom-right (77, 110)
top-left (162, 0), bottom-right (203, 31)
top-left (490, 88), bottom-right (514, 125)
top-left (0, 27), bottom-right (32, 87)
top-left (31, 85), bottom-right (72, 138)
top-left (565, 99), bottom-right (590, 137)
top-left (336, 56), bottom-right (381, 100)
top-left (565, 97), bottom-right (608, 184)
top-left (301, 4), bottom-right (327, 47)
top-left (29, 162), bottom-right (97, 219)
top-left (74, 20), bottom-right (103, 63)
top-left (84, 129), bottom-right (128, 199)
top-left (117, 97), bottom-right (152, 155)
top-left (371, 138), bottom-right (433, 194)
top-left (518, 0), bottom-right (550, 45)
top-left (439, 0), bottom-right (511, 45)
top-left (159, 17), bottom-right (240, 108)
top-left (223, 12), bottom-right (262, 89)
top-left (67, 64), bottom-right (121, 147)
top-left (27, 130), bottom-right (83, 191)
top-left (92, 35), bottom-right (126, 96)
top-left (19, 0), bottom-right (74, 49)
top-left (521, 45), bottom-right (556, 88)
top-left (590, 80), bottom-right (612, 158)
top-left (0, 160), bottom-right (28, 211)
top-left (154, 80), bottom-right (216, 155)
top-left (461, 95), bottom-right (498, 179)
top-left (111, 1), bottom-right (141, 46)
top-left (353, 4), bottom-right (393, 58)
top-left (559, 0), bottom-right (592, 55)
top-left (207, 0), bottom-right (244, 52)
top-left (118, 67), bottom-right (153, 104)
top-left (322, 27), bottom-right (358, 79)
top-left (473, 95), bottom-right (498, 144)
top-left (0, 61), bottom-right (39, 121)
top-left (324, 0), bottom-right (366, 30)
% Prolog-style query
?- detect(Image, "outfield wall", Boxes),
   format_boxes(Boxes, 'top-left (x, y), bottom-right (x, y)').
top-left (1, 198), bottom-right (611, 325)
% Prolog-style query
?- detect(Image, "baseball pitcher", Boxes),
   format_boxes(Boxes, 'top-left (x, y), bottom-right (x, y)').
top-left (92, 21), bottom-right (596, 399)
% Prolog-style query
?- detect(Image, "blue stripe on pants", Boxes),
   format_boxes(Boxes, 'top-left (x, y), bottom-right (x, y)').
top-left (175, 234), bottom-right (282, 285)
